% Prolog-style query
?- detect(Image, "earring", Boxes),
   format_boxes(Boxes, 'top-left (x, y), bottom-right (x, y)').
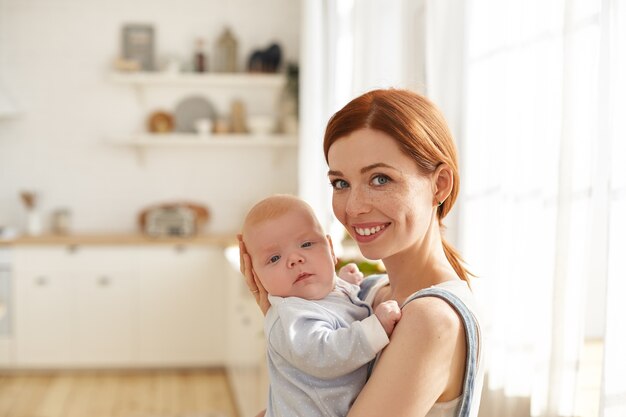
top-left (437, 200), bottom-right (444, 207)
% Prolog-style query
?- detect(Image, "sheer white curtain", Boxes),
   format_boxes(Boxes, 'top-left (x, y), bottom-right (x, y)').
top-left (461, 1), bottom-right (625, 416)
top-left (301, 1), bottom-right (625, 416)
top-left (299, 0), bottom-right (431, 253)
top-left (602, 2), bottom-right (626, 416)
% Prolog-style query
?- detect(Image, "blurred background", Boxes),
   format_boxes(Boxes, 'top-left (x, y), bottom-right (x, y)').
top-left (0, 1), bottom-right (624, 417)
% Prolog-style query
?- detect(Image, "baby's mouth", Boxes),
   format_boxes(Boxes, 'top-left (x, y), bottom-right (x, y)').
top-left (295, 272), bottom-right (312, 283)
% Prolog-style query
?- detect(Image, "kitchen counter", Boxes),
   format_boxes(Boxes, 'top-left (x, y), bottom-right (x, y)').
top-left (0, 233), bottom-right (237, 247)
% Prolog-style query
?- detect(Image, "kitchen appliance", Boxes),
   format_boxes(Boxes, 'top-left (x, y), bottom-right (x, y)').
top-left (145, 206), bottom-right (196, 237)
top-left (139, 202), bottom-right (210, 237)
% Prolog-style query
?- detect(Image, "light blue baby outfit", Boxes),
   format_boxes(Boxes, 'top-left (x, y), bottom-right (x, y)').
top-left (264, 278), bottom-right (390, 417)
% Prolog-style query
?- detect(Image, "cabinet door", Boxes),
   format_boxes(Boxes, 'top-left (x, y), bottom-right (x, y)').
top-left (72, 247), bottom-right (137, 365)
top-left (15, 270), bottom-right (74, 366)
top-left (224, 249), bottom-right (268, 415)
top-left (74, 270), bottom-right (137, 365)
top-left (226, 264), bottom-right (265, 367)
top-left (137, 246), bottom-right (225, 365)
top-left (0, 259), bottom-right (14, 366)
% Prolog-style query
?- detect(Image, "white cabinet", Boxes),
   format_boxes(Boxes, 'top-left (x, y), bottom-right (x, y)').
top-left (15, 268), bottom-right (74, 366)
top-left (74, 269), bottom-right (138, 365)
top-left (11, 244), bottom-right (226, 368)
top-left (14, 247), bottom-right (137, 367)
top-left (0, 249), bottom-right (13, 366)
top-left (224, 246), bottom-right (268, 416)
top-left (137, 246), bottom-right (225, 366)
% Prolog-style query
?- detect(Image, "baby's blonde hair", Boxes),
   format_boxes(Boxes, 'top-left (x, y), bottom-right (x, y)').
top-left (242, 195), bottom-right (322, 241)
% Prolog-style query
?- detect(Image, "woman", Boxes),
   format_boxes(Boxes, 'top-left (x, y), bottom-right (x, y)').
top-left (240, 88), bottom-right (484, 417)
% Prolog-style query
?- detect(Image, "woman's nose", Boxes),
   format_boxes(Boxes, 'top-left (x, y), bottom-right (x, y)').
top-left (345, 187), bottom-right (370, 217)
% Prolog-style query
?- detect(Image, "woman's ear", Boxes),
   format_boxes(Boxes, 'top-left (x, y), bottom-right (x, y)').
top-left (326, 234), bottom-right (338, 265)
top-left (432, 163), bottom-right (453, 206)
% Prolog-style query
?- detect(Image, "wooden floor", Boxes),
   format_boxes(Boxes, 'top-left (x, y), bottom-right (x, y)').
top-left (0, 369), bottom-right (238, 417)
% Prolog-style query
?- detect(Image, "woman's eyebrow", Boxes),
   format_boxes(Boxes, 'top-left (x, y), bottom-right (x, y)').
top-left (360, 162), bottom-right (397, 173)
top-left (328, 163), bottom-right (398, 177)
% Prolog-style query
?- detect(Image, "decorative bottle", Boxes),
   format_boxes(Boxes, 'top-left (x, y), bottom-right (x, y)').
top-left (194, 38), bottom-right (206, 73)
top-left (215, 27), bottom-right (238, 73)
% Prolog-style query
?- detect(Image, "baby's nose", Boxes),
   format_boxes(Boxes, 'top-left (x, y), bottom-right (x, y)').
top-left (288, 254), bottom-right (305, 268)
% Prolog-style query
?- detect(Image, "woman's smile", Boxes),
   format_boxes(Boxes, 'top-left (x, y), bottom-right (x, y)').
top-left (352, 222), bottom-right (390, 242)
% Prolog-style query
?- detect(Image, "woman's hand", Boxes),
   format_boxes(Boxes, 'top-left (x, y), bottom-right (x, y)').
top-left (237, 234), bottom-right (270, 315)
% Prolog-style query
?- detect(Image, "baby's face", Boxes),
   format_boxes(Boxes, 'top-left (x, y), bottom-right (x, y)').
top-left (245, 209), bottom-right (336, 300)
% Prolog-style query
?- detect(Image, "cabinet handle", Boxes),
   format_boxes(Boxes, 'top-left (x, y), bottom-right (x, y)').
top-left (35, 276), bottom-right (48, 286)
top-left (97, 276), bottom-right (111, 287)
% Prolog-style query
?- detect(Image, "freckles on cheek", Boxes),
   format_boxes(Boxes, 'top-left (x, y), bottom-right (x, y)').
top-left (377, 181), bottom-right (410, 205)
top-left (332, 197), bottom-right (346, 221)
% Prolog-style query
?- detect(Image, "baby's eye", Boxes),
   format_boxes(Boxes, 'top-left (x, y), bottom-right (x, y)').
top-left (372, 174), bottom-right (390, 186)
top-left (269, 255), bottom-right (281, 264)
top-left (301, 241), bottom-right (313, 248)
top-left (330, 179), bottom-right (349, 190)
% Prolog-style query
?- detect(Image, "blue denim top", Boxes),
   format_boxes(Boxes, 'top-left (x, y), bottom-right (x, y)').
top-left (359, 275), bottom-right (481, 417)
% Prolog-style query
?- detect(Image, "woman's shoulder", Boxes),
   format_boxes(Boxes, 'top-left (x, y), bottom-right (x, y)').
top-left (399, 293), bottom-right (464, 339)
top-left (404, 280), bottom-right (479, 315)
top-left (399, 280), bottom-right (476, 340)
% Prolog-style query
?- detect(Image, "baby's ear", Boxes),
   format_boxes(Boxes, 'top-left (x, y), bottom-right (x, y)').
top-left (326, 234), bottom-right (338, 265)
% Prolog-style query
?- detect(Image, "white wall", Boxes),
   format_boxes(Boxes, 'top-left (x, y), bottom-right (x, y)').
top-left (0, 0), bottom-right (300, 234)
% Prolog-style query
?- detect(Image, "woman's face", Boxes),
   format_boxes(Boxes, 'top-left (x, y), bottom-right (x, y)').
top-left (327, 128), bottom-right (436, 261)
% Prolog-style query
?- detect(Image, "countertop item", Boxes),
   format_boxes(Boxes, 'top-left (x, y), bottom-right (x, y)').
top-left (0, 233), bottom-right (236, 247)
top-left (138, 201), bottom-right (210, 237)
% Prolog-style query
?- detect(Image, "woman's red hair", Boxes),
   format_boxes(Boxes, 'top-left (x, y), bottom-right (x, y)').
top-left (323, 88), bottom-right (474, 284)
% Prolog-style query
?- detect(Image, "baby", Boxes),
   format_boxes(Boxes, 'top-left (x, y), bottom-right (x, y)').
top-left (240, 194), bottom-right (401, 417)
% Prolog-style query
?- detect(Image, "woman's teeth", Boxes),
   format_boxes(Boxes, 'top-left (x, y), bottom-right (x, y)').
top-left (355, 224), bottom-right (386, 236)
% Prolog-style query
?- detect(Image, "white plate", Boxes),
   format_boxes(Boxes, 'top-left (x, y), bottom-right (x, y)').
top-left (173, 96), bottom-right (217, 133)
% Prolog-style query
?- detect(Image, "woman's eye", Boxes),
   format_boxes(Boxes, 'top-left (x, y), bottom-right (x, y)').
top-left (330, 179), bottom-right (349, 190)
top-left (269, 255), bottom-right (281, 264)
top-left (301, 241), bottom-right (312, 248)
top-left (372, 174), bottom-right (390, 186)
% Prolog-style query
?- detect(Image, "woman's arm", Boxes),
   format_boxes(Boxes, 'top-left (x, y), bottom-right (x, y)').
top-left (347, 296), bottom-right (467, 417)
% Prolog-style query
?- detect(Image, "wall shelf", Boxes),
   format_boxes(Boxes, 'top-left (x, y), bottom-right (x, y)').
top-left (105, 133), bottom-right (298, 165)
top-left (106, 133), bottom-right (298, 147)
top-left (107, 71), bottom-right (296, 166)
top-left (107, 71), bottom-right (285, 88)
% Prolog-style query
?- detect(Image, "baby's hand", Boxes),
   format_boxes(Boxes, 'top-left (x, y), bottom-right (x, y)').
top-left (374, 300), bottom-right (401, 336)
top-left (338, 262), bottom-right (364, 285)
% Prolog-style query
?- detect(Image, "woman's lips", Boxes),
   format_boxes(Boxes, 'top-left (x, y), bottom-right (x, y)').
top-left (352, 223), bottom-right (390, 243)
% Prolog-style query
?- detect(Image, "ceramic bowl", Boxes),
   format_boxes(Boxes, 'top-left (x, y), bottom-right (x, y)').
top-left (247, 115), bottom-right (275, 135)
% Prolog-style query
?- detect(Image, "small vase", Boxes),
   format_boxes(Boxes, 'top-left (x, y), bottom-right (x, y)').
top-left (26, 210), bottom-right (42, 235)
